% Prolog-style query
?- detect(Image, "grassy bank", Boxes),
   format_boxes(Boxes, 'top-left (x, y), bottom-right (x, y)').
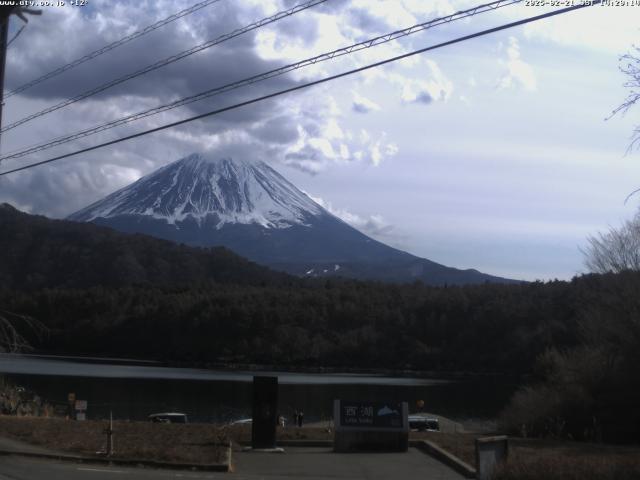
top-left (412, 432), bottom-right (640, 479)
top-left (2, 415), bottom-right (640, 478)
top-left (0, 416), bottom-right (229, 465)
top-left (493, 455), bottom-right (640, 480)
top-left (493, 438), bottom-right (640, 480)
top-left (0, 415), bottom-right (334, 465)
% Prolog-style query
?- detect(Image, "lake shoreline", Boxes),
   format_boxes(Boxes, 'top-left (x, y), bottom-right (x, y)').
top-left (16, 351), bottom-right (524, 381)
top-left (1, 354), bottom-right (520, 424)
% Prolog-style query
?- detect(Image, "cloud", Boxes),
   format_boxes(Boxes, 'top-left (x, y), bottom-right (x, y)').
top-left (413, 91), bottom-right (433, 105)
top-left (0, 0), bottom-right (414, 216)
top-left (308, 194), bottom-right (406, 247)
top-left (522, 4), bottom-right (639, 54)
top-left (0, 160), bottom-right (143, 219)
top-left (376, 59), bottom-right (454, 105)
top-left (346, 0), bottom-right (457, 31)
top-left (281, 93), bottom-right (398, 172)
top-left (5, 1), bottom-right (303, 103)
top-left (352, 91), bottom-right (381, 113)
top-left (498, 36), bottom-right (537, 92)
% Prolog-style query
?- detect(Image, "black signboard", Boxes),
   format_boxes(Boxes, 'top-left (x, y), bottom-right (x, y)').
top-left (251, 376), bottom-right (278, 449)
top-left (339, 401), bottom-right (404, 428)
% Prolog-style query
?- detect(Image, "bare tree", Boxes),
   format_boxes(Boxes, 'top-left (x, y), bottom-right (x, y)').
top-left (609, 46), bottom-right (640, 152)
top-left (587, 47), bottom-right (640, 271)
top-left (0, 310), bottom-right (46, 353)
top-left (584, 212), bottom-right (640, 273)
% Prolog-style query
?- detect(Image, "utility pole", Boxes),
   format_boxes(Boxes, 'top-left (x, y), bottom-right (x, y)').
top-left (0, 6), bottom-right (41, 154)
top-left (105, 410), bottom-right (114, 456)
top-left (0, 6), bottom-right (16, 151)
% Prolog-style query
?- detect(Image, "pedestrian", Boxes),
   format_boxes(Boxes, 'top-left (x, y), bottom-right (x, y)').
top-left (293, 409), bottom-right (299, 427)
top-left (298, 409), bottom-right (304, 428)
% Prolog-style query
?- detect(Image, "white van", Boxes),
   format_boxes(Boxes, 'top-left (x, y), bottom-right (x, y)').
top-left (148, 412), bottom-right (188, 424)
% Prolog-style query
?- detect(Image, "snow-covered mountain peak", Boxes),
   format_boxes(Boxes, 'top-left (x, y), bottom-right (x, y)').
top-left (68, 153), bottom-right (325, 229)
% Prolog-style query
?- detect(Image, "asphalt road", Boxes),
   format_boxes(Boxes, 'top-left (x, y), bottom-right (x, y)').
top-left (0, 456), bottom-right (223, 480)
top-left (233, 447), bottom-right (465, 480)
top-left (0, 447), bottom-right (465, 480)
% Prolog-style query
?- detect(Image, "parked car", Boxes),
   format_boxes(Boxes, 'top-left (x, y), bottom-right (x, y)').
top-left (408, 415), bottom-right (439, 431)
top-left (231, 418), bottom-right (252, 425)
top-left (148, 412), bottom-right (188, 424)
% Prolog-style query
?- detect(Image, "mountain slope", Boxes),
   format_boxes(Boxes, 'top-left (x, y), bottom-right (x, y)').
top-left (70, 154), bottom-right (323, 229)
top-left (68, 153), bottom-right (517, 285)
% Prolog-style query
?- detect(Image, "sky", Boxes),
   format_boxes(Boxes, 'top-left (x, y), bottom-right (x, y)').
top-left (0, 0), bottom-right (639, 281)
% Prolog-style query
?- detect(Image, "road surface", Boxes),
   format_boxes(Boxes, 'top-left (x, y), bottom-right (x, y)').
top-left (0, 455), bottom-right (222, 479)
top-left (0, 446), bottom-right (465, 479)
top-left (233, 446), bottom-right (465, 480)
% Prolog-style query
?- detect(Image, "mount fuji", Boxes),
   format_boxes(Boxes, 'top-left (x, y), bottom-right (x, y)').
top-left (68, 153), bottom-right (515, 285)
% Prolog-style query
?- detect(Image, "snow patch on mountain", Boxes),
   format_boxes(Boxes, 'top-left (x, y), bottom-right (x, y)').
top-left (69, 153), bottom-right (326, 229)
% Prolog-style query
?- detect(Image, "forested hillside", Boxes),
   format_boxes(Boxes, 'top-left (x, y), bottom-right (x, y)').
top-left (3, 203), bottom-right (640, 441)
top-left (1, 277), bottom-right (592, 372)
top-left (0, 202), bottom-right (614, 374)
top-left (0, 203), bottom-right (291, 289)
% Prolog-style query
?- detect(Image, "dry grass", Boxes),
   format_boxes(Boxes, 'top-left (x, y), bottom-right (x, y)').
top-left (0, 416), bottom-right (333, 464)
top-left (495, 438), bottom-right (640, 479)
top-left (493, 452), bottom-right (640, 480)
top-left (0, 416), bottom-right (229, 465)
top-left (410, 432), bottom-right (640, 480)
top-left (3, 414), bottom-right (640, 478)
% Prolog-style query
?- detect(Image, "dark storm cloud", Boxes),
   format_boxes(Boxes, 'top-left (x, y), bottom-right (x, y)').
top-left (1, 0), bottom-right (356, 168)
top-left (5, 0), bottom-right (301, 105)
top-left (0, 0), bottom-right (401, 218)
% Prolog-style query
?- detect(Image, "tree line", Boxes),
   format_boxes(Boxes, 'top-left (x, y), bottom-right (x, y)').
top-left (3, 202), bottom-right (640, 441)
top-left (0, 276), bottom-right (601, 373)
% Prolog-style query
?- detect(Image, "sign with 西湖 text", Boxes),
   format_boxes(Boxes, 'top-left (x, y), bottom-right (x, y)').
top-left (334, 399), bottom-right (409, 452)
top-left (339, 401), bottom-right (404, 428)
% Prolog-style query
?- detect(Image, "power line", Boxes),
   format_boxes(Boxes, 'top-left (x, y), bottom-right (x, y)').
top-left (0, 0), bottom-right (328, 134)
top-left (0, 0), bottom-right (523, 163)
top-left (6, 23), bottom-right (25, 48)
top-left (0, 1), bottom-right (602, 177)
top-left (3, 0), bottom-right (224, 100)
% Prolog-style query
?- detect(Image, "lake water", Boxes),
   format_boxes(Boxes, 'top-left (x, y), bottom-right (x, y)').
top-left (0, 354), bottom-right (517, 424)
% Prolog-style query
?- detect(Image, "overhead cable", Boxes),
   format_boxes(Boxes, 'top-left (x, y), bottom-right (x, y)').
top-left (0, 1), bottom-right (601, 177)
top-left (0, 0), bottom-right (522, 162)
top-left (3, 0), bottom-right (224, 99)
top-left (0, 0), bottom-right (328, 133)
